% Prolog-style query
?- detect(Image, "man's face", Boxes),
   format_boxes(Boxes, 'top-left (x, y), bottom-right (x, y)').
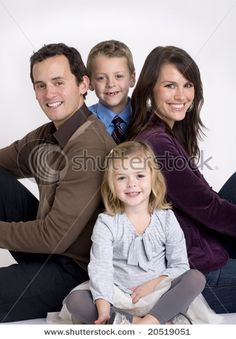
top-left (32, 55), bottom-right (89, 128)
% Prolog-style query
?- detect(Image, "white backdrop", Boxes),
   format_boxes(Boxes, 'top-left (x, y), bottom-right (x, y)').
top-left (0, 0), bottom-right (236, 195)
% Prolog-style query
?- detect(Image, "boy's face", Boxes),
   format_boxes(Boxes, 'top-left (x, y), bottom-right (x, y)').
top-left (90, 56), bottom-right (135, 114)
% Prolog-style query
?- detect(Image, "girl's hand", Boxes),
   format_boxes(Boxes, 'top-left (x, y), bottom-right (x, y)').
top-left (95, 299), bottom-right (111, 324)
top-left (130, 275), bottom-right (167, 304)
top-left (94, 311), bottom-right (110, 324)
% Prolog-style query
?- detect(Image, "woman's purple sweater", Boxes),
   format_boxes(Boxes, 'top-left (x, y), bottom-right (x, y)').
top-left (138, 121), bottom-right (236, 273)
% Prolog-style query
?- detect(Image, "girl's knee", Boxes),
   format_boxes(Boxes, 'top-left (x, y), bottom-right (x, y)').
top-left (64, 290), bottom-right (82, 314)
top-left (187, 269), bottom-right (206, 292)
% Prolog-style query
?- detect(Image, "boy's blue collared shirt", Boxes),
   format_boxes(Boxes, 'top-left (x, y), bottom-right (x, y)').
top-left (89, 99), bottom-right (132, 135)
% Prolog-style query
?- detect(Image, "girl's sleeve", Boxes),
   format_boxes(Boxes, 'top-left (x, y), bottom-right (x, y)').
top-left (161, 210), bottom-right (190, 279)
top-left (88, 213), bottom-right (115, 304)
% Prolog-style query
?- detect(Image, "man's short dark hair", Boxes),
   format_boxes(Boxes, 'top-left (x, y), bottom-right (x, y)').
top-left (30, 43), bottom-right (89, 96)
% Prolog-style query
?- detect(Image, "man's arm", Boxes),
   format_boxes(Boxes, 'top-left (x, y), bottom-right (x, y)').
top-left (0, 123), bottom-right (51, 178)
top-left (0, 126), bottom-right (113, 256)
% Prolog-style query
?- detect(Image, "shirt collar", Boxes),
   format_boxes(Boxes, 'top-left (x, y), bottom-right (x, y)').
top-left (45, 104), bottom-right (92, 148)
top-left (97, 98), bottom-right (132, 126)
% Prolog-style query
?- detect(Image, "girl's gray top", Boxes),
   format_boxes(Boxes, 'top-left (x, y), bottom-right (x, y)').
top-left (88, 209), bottom-right (189, 304)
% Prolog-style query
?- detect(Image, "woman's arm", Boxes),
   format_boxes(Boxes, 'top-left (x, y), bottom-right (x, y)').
top-left (144, 130), bottom-right (236, 237)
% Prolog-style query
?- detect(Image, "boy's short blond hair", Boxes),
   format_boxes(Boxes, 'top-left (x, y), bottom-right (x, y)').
top-left (87, 40), bottom-right (135, 77)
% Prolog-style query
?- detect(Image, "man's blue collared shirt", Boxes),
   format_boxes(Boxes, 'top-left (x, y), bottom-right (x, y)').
top-left (89, 99), bottom-right (132, 135)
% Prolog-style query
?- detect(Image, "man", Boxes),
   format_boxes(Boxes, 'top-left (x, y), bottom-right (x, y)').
top-left (0, 43), bottom-right (115, 322)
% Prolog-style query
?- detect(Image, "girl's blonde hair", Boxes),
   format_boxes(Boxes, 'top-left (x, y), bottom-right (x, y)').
top-left (101, 141), bottom-right (171, 215)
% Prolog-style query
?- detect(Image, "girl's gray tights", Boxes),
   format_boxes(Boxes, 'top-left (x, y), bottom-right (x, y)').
top-left (65, 269), bottom-right (206, 324)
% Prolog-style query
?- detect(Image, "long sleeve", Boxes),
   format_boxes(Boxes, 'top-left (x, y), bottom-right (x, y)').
top-left (160, 210), bottom-right (189, 279)
top-left (88, 210), bottom-right (190, 299)
top-left (138, 125), bottom-right (235, 272)
top-left (142, 129), bottom-right (236, 238)
top-left (88, 214), bottom-right (115, 304)
top-left (0, 124), bottom-right (50, 179)
top-left (0, 117), bottom-right (115, 270)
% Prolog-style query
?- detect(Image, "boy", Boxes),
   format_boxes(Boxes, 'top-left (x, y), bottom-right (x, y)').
top-left (87, 40), bottom-right (135, 143)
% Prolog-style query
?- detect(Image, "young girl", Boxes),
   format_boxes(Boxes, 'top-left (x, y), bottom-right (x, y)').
top-left (125, 46), bottom-right (236, 314)
top-left (64, 141), bottom-right (205, 324)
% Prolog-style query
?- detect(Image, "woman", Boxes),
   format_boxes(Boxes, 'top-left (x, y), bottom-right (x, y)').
top-left (126, 45), bottom-right (236, 314)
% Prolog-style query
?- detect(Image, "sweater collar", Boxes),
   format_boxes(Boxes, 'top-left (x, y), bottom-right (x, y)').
top-left (45, 104), bottom-right (92, 148)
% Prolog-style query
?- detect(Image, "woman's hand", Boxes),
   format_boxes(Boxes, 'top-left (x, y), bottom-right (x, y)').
top-left (130, 275), bottom-right (168, 304)
top-left (95, 299), bottom-right (111, 324)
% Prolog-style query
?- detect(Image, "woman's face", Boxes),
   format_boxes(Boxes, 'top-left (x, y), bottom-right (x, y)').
top-left (153, 63), bottom-right (195, 128)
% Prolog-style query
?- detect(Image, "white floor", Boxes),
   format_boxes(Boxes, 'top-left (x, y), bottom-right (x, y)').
top-left (0, 249), bottom-right (16, 266)
top-left (1, 249), bottom-right (236, 324)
